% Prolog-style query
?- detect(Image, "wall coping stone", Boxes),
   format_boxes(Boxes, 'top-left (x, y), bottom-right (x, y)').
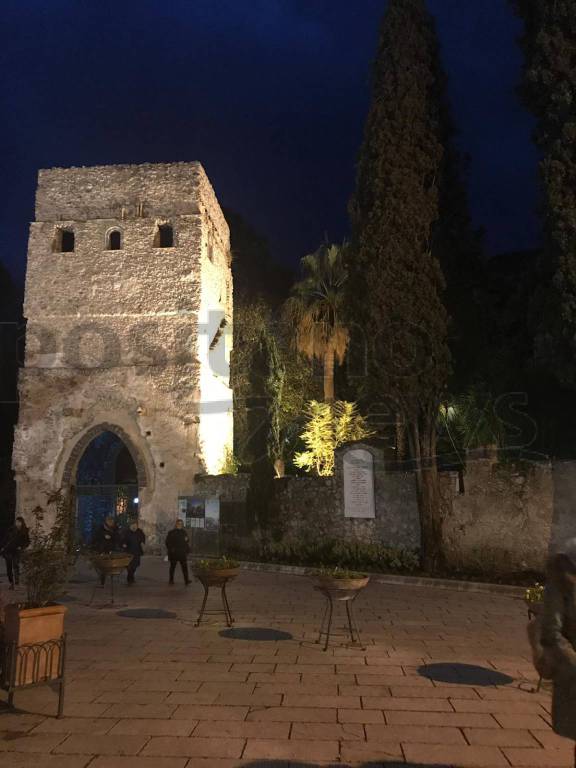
top-left (235, 560), bottom-right (525, 598)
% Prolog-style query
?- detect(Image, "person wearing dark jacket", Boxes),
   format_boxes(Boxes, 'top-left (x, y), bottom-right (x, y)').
top-left (541, 538), bottom-right (576, 766)
top-left (1, 517), bottom-right (30, 590)
top-left (92, 516), bottom-right (120, 554)
top-left (92, 516), bottom-right (120, 585)
top-left (165, 519), bottom-right (190, 585)
top-left (122, 520), bottom-right (146, 584)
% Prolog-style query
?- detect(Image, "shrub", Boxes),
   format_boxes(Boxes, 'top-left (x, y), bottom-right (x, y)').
top-left (294, 400), bottom-right (373, 476)
top-left (193, 556), bottom-right (239, 570)
top-left (22, 490), bottom-right (76, 608)
top-left (219, 448), bottom-right (240, 475)
top-left (314, 565), bottom-right (367, 579)
top-left (225, 537), bottom-right (419, 574)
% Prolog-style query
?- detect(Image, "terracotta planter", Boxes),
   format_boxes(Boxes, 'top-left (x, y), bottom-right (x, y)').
top-left (90, 553), bottom-right (133, 578)
top-left (3, 603), bottom-right (67, 684)
top-left (193, 567), bottom-right (240, 586)
top-left (314, 576), bottom-right (370, 592)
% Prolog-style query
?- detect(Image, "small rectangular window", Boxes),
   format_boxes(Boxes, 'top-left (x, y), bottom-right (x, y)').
top-left (60, 230), bottom-right (75, 252)
top-left (158, 224), bottom-right (173, 248)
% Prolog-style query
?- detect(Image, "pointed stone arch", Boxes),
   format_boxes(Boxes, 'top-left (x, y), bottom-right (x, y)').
top-left (61, 423), bottom-right (149, 488)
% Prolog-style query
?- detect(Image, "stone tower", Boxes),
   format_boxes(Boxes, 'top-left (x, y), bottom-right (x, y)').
top-left (13, 162), bottom-right (233, 541)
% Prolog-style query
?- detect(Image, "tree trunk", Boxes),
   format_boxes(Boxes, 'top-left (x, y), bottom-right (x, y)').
top-left (410, 414), bottom-right (445, 574)
top-left (323, 348), bottom-right (335, 403)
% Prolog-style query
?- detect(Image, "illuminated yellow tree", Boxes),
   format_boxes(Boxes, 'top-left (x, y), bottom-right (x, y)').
top-left (285, 243), bottom-right (350, 403)
top-left (294, 400), bottom-right (373, 476)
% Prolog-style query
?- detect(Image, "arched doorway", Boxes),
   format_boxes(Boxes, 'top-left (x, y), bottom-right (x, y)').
top-left (75, 430), bottom-right (140, 545)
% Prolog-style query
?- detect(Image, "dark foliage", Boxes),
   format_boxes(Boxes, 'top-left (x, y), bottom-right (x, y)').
top-left (225, 208), bottom-right (293, 308)
top-left (511, 0), bottom-right (576, 386)
top-left (0, 262), bottom-right (22, 532)
top-left (348, 0), bottom-right (453, 570)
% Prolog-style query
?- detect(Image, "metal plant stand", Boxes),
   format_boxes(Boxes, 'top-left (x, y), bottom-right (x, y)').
top-left (194, 574), bottom-right (235, 627)
top-left (527, 604), bottom-right (544, 693)
top-left (0, 636), bottom-right (67, 717)
top-left (314, 586), bottom-right (365, 651)
top-left (89, 554), bottom-right (132, 607)
top-left (89, 572), bottom-right (122, 606)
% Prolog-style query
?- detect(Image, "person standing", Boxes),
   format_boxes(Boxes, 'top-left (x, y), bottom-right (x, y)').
top-left (92, 516), bottom-right (120, 554)
top-left (165, 519), bottom-right (190, 585)
top-left (92, 516), bottom-right (120, 585)
top-left (122, 519), bottom-right (146, 585)
top-left (1, 517), bottom-right (30, 590)
top-left (541, 538), bottom-right (576, 767)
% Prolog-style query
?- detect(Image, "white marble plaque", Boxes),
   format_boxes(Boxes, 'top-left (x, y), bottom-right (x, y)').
top-left (343, 448), bottom-right (375, 519)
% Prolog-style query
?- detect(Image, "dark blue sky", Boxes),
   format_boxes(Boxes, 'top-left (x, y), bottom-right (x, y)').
top-left (1, 0), bottom-right (540, 283)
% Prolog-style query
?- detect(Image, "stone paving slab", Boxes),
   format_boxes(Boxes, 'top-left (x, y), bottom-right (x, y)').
top-left (0, 558), bottom-right (572, 767)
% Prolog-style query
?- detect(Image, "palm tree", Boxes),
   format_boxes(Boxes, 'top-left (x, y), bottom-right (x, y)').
top-left (285, 242), bottom-right (350, 402)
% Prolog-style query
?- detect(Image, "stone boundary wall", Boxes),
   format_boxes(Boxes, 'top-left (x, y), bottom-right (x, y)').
top-left (271, 446), bottom-right (420, 550)
top-left (191, 453), bottom-right (576, 575)
top-left (194, 473), bottom-right (251, 502)
top-left (443, 459), bottom-right (554, 573)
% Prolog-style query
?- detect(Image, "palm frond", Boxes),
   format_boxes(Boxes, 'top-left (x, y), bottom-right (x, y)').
top-left (285, 242), bottom-right (351, 365)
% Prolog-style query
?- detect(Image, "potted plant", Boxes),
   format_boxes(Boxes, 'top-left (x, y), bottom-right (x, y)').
top-left (310, 566), bottom-right (370, 592)
top-left (525, 582), bottom-right (545, 616)
top-left (86, 517), bottom-right (132, 582)
top-left (192, 556), bottom-right (240, 586)
top-left (3, 490), bottom-right (75, 684)
top-left (89, 552), bottom-right (133, 580)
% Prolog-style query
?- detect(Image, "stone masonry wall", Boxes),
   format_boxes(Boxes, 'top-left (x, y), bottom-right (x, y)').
top-left (272, 444), bottom-right (421, 549)
top-left (265, 451), bottom-right (576, 574)
top-left (443, 458), bottom-right (555, 573)
top-left (35, 162), bottom-right (229, 242)
top-left (194, 473), bottom-right (251, 503)
top-left (550, 460), bottom-right (576, 552)
top-left (13, 162), bottom-right (232, 542)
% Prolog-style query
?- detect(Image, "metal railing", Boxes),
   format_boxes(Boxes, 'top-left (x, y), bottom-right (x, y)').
top-left (0, 635), bottom-right (67, 717)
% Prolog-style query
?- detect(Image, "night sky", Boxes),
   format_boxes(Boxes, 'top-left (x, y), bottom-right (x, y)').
top-left (1, 0), bottom-right (540, 284)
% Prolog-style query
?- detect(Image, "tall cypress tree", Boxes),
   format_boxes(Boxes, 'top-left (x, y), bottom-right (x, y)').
top-left (511, 0), bottom-right (576, 385)
top-left (349, 0), bottom-right (452, 571)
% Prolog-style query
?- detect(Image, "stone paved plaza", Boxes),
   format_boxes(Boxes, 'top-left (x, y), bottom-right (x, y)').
top-left (0, 559), bottom-right (572, 768)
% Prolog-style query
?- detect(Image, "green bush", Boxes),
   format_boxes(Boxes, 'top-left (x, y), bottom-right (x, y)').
top-left (314, 566), bottom-right (367, 579)
top-left (23, 490), bottom-right (76, 608)
top-left (194, 556), bottom-right (239, 570)
top-left (294, 400), bottom-right (373, 476)
top-left (225, 537), bottom-right (419, 574)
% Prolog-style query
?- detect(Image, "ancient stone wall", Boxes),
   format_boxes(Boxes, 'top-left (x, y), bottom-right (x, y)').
top-left (13, 162), bottom-right (232, 541)
top-left (272, 444), bottom-right (421, 549)
top-left (194, 473), bottom-right (251, 503)
top-left (260, 451), bottom-right (576, 575)
top-left (550, 461), bottom-right (576, 552)
top-left (443, 458), bottom-right (555, 573)
top-left (34, 162), bottom-right (228, 238)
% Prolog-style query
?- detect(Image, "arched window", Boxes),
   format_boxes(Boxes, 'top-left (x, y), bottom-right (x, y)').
top-left (54, 228), bottom-right (75, 253)
top-left (107, 229), bottom-right (122, 250)
top-left (155, 224), bottom-right (174, 248)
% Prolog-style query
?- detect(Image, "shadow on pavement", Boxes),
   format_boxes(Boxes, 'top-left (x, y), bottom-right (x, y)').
top-left (116, 608), bottom-right (177, 619)
top-left (219, 627), bottom-right (294, 641)
top-left (240, 762), bottom-right (450, 767)
top-left (418, 662), bottom-right (514, 686)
